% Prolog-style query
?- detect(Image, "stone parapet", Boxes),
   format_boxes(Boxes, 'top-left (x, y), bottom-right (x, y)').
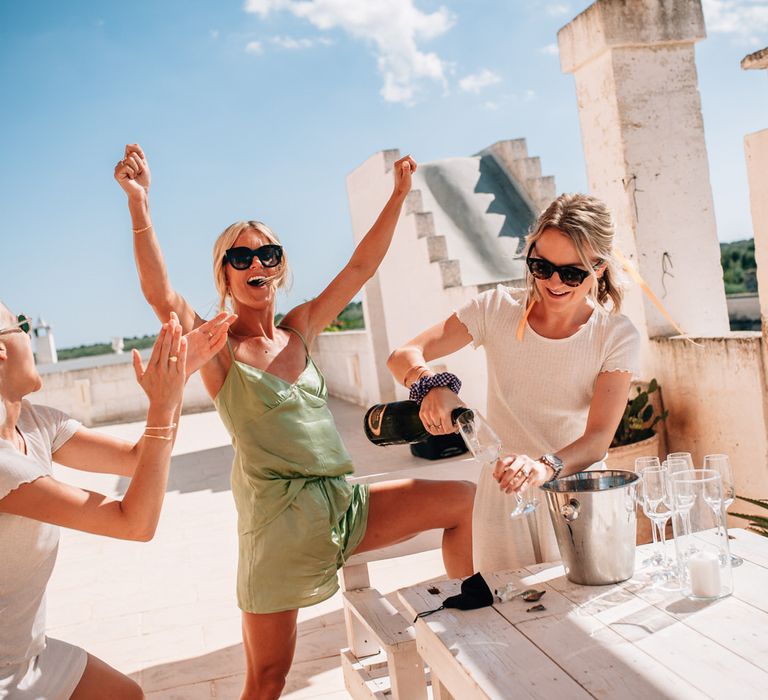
top-left (559, 0), bottom-right (706, 74)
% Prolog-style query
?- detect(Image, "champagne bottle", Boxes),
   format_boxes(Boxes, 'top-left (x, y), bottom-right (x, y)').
top-left (364, 400), bottom-right (472, 446)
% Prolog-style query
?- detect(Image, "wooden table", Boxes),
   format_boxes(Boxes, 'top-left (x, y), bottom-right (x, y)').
top-left (398, 529), bottom-right (768, 700)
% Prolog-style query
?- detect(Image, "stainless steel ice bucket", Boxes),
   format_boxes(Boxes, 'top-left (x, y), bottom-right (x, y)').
top-left (541, 470), bottom-right (639, 585)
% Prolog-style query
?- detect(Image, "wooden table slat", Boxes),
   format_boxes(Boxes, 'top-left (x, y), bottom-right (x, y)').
top-left (398, 532), bottom-right (768, 700)
top-left (399, 583), bottom-right (594, 700)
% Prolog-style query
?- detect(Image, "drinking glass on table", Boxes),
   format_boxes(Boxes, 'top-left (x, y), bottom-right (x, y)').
top-left (635, 457), bottom-right (661, 565)
top-left (668, 469), bottom-right (733, 599)
top-left (703, 454), bottom-right (743, 567)
top-left (640, 466), bottom-right (675, 580)
top-left (455, 411), bottom-right (536, 518)
top-left (667, 452), bottom-right (694, 469)
top-left (663, 457), bottom-right (693, 549)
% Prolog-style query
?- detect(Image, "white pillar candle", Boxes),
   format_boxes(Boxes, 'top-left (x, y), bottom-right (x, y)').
top-left (688, 550), bottom-right (721, 597)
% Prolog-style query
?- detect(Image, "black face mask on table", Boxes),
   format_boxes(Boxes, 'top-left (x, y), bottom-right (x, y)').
top-left (413, 572), bottom-right (494, 622)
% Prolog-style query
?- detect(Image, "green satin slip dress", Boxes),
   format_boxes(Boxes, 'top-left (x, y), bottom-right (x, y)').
top-left (214, 327), bottom-right (369, 613)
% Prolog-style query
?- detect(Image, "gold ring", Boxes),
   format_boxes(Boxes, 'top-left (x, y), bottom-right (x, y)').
top-left (169, 356), bottom-right (178, 363)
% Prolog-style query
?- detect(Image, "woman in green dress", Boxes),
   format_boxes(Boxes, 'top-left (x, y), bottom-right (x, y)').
top-left (114, 145), bottom-right (475, 700)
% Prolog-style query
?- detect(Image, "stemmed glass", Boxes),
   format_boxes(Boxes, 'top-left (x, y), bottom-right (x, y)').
top-left (635, 457), bottom-right (661, 566)
top-left (456, 411), bottom-right (536, 518)
top-left (667, 452), bottom-right (694, 469)
top-left (703, 454), bottom-right (743, 567)
top-left (639, 466), bottom-right (674, 580)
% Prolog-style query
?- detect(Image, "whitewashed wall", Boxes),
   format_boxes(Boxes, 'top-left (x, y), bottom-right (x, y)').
top-left (652, 334), bottom-right (768, 510)
top-left (30, 350), bottom-right (212, 426)
top-left (312, 330), bottom-right (379, 407)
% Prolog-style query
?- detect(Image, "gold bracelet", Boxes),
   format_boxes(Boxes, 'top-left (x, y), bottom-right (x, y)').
top-left (133, 223), bottom-right (153, 234)
top-left (143, 433), bottom-right (173, 441)
top-left (145, 423), bottom-right (177, 431)
top-left (403, 365), bottom-right (430, 389)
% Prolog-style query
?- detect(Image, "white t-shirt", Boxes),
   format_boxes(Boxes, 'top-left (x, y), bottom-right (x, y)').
top-left (456, 285), bottom-right (640, 571)
top-left (0, 402), bottom-right (80, 669)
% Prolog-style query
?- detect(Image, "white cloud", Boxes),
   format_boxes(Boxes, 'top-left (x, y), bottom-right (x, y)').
top-left (244, 0), bottom-right (456, 103)
top-left (702, 0), bottom-right (768, 44)
top-left (459, 69), bottom-right (502, 93)
top-left (539, 43), bottom-right (559, 55)
top-left (270, 35), bottom-right (334, 49)
top-left (245, 40), bottom-right (263, 54)
top-left (545, 3), bottom-right (570, 17)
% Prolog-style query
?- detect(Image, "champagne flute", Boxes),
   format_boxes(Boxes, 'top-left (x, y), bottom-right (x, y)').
top-left (667, 452), bottom-right (694, 468)
top-left (635, 457), bottom-right (661, 565)
top-left (703, 454), bottom-right (743, 567)
top-left (455, 411), bottom-right (536, 518)
top-left (640, 466), bottom-right (674, 580)
top-left (664, 457), bottom-right (693, 547)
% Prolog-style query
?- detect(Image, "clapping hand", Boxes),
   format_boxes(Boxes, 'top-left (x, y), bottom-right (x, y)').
top-left (184, 312), bottom-right (237, 375)
top-left (132, 312), bottom-right (186, 411)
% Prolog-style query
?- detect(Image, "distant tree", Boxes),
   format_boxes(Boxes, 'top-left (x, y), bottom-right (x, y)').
top-left (720, 239), bottom-right (758, 295)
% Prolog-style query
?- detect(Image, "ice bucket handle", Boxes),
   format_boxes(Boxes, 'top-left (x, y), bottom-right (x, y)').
top-left (560, 498), bottom-right (580, 522)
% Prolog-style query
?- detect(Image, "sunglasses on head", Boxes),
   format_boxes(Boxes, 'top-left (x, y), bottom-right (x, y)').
top-left (0, 314), bottom-right (31, 336)
top-left (526, 250), bottom-right (603, 288)
top-left (223, 245), bottom-right (283, 270)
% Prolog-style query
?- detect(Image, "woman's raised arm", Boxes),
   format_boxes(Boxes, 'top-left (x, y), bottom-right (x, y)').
top-left (284, 155), bottom-right (417, 343)
top-left (115, 144), bottom-right (199, 334)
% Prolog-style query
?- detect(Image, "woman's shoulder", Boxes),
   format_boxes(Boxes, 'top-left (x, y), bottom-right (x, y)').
top-left (21, 400), bottom-right (72, 428)
top-left (593, 310), bottom-right (641, 345)
top-left (476, 284), bottom-right (526, 310)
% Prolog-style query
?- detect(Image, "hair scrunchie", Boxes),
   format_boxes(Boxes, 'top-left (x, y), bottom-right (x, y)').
top-left (408, 372), bottom-right (461, 405)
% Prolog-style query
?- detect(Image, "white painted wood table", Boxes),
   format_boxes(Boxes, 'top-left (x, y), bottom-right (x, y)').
top-left (398, 529), bottom-right (768, 700)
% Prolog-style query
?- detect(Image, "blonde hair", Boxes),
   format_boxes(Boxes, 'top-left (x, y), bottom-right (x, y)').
top-left (212, 221), bottom-right (292, 312)
top-left (524, 193), bottom-right (624, 313)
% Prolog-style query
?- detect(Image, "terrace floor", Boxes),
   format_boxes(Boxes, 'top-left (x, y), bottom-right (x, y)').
top-left (47, 398), bottom-right (471, 699)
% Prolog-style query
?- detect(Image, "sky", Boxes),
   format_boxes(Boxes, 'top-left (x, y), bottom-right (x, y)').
top-left (1, 0), bottom-right (766, 348)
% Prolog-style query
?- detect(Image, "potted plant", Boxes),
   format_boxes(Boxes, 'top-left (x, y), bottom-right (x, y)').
top-left (606, 378), bottom-right (668, 469)
top-left (731, 496), bottom-right (768, 537)
top-left (606, 379), bottom-right (668, 545)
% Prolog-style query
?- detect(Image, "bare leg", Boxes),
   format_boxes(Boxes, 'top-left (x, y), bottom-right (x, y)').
top-left (355, 479), bottom-right (475, 578)
top-left (69, 654), bottom-right (143, 700)
top-left (240, 608), bottom-right (299, 700)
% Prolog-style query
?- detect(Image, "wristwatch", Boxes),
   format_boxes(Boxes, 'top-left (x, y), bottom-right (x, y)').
top-left (538, 453), bottom-right (564, 482)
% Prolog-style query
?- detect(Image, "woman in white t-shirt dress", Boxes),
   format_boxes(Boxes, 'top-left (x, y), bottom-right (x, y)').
top-left (0, 303), bottom-right (232, 699)
top-left (388, 193), bottom-right (641, 571)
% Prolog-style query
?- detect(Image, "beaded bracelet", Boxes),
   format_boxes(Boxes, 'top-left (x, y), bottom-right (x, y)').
top-left (408, 372), bottom-right (462, 405)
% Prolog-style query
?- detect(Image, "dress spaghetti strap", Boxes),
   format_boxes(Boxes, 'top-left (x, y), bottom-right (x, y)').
top-left (279, 326), bottom-right (310, 358)
top-left (225, 336), bottom-right (237, 359)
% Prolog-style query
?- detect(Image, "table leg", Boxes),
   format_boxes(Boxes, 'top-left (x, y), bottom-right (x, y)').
top-left (526, 510), bottom-right (542, 564)
top-left (431, 674), bottom-right (455, 700)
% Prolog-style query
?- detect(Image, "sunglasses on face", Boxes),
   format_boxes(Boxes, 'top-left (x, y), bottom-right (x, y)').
top-left (223, 245), bottom-right (283, 271)
top-left (0, 314), bottom-right (31, 336)
top-left (526, 250), bottom-right (603, 288)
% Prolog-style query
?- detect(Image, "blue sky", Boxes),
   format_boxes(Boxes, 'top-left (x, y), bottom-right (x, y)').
top-left (1, 0), bottom-right (766, 347)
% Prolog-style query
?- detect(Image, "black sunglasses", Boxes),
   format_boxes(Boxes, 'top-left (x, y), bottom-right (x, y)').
top-left (526, 250), bottom-right (603, 288)
top-left (223, 245), bottom-right (283, 270)
top-left (0, 314), bottom-right (31, 336)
